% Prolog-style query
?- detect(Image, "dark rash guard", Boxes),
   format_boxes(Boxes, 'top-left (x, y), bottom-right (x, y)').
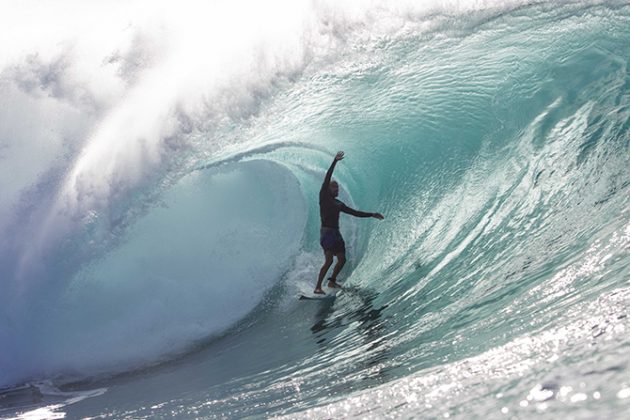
top-left (319, 159), bottom-right (372, 229)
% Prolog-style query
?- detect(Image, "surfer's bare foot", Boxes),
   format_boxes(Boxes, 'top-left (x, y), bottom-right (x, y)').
top-left (314, 288), bottom-right (325, 295)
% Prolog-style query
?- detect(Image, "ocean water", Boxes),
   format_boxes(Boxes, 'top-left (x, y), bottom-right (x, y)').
top-left (1, 0), bottom-right (629, 418)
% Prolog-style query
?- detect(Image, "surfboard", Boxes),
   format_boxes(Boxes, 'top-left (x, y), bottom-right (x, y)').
top-left (299, 293), bottom-right (336, 301)
top-left (299, 287), bottom-right (341, 300)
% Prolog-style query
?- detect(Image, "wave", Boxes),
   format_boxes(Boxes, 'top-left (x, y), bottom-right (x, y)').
top-left (1, 1), bottom-right (629, 407)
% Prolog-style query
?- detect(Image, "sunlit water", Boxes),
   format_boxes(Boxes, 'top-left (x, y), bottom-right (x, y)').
top-left (1, 1), bottom-right (629, 418)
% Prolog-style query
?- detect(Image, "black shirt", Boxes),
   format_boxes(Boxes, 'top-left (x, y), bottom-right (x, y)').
top-left (319, 159), bottom-right (372, 229)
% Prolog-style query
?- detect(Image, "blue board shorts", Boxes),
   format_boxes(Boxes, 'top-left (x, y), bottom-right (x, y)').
top-left (320, 227), bottom-right (345, 254)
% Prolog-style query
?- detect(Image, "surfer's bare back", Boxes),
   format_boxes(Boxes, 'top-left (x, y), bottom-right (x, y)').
top-left (314, 151), bottom-right (384, 294)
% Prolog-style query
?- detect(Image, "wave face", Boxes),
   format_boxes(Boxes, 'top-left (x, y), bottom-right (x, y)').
top-left (1, 1), bottom-right (630, 418)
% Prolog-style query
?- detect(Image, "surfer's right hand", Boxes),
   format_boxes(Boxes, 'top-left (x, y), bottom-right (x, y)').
top-left (335, 151), bottom-right (345, 161)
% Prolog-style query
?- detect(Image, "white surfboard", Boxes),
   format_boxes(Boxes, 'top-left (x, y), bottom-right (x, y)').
top-left (298, 286), bottom-right (342, 300)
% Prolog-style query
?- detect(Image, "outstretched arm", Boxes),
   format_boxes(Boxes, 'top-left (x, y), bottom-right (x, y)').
top-left (322, 151), bottom-right (345, 190)
top-left (339, 204), bottom-right (385, 220)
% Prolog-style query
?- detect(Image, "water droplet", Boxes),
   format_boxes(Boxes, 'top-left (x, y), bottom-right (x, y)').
top-left (617, 388), bottom-right (630, 399)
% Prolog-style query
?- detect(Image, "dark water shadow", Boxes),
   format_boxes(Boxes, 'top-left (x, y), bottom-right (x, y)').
top-left (309, 287), bottom-right (393, 385)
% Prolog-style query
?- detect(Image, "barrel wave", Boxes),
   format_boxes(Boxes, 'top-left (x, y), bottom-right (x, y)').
top-left (1, 1), bottom-right (629, 418)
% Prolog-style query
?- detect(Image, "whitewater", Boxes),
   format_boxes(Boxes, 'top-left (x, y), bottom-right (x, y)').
top-left (1, 0), bottom-right (629, 418)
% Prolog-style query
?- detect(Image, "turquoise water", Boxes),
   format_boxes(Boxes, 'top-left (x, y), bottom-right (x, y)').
top-left (1, 1), bottom-right (629, 418)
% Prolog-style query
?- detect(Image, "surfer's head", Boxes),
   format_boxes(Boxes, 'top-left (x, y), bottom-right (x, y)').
top-left (329, 180), bottom-right (339, 197)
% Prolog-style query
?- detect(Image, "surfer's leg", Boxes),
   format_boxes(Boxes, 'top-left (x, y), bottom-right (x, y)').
top-left (328, 252), bottom-right (346, 288)
top-left (315, 251), bottom-right (334, 294)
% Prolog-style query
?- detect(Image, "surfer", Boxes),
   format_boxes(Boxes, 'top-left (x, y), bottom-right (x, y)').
top-left (314, 151), bottom-right (384, 294)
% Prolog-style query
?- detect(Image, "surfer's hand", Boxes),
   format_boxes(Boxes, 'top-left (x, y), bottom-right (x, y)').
top-left (372, 213), bottom-right (384, 220)
top-left (334, 151), bottom-right (345, 161)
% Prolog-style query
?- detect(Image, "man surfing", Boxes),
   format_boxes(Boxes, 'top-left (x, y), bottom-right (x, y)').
top-left (314, 151), bottom-right (384, 294)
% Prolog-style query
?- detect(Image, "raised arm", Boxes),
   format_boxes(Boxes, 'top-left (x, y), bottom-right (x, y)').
top-left (322, 151), bottom-right (345, 190)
